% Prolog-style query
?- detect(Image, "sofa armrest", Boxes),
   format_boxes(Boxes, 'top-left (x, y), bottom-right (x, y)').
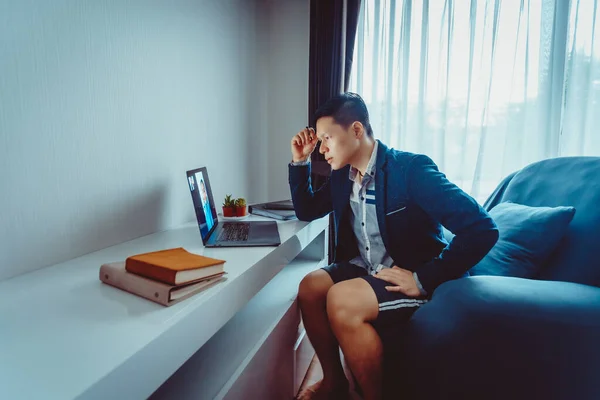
top-left (397, 276), bottom-right (600, 400)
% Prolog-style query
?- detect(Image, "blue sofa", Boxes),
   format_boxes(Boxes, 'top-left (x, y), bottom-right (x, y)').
top-left (393, 157), bottom-right (600, 400)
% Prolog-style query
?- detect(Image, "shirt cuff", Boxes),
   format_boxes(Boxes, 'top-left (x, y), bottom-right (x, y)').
top-left (413, 272), bottom-right (428, 296)
top-left (290, 158), bottom-right (311, 166)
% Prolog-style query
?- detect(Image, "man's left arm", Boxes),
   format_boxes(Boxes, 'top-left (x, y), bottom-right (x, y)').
top-left (408, 154), bottom-right (499, 294)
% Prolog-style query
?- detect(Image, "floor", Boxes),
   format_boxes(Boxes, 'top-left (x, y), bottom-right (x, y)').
top-left (297, 353), bottom-right (363, 399)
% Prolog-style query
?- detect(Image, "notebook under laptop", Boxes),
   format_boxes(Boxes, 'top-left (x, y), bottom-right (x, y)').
top-left (186, 167), bottom-right (281, 247)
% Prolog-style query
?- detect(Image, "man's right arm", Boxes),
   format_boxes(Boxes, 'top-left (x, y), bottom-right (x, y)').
top-left (288, 127), bottom-right (333, 221)
top-left (289, 160), bottom-right (332, 221)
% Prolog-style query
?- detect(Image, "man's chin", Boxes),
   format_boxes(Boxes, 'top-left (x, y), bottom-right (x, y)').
top-left (327, 157), bottom-right (348, 170)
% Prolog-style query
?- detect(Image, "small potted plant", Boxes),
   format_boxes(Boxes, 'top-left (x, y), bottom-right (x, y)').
top-left (234, 197), bottom-right (247, 216)
top-left (222, 194), bottom-right (236, 217)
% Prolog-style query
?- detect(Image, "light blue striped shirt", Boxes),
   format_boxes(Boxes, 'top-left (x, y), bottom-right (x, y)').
top-left (347, 141), bottom-right (395, 274)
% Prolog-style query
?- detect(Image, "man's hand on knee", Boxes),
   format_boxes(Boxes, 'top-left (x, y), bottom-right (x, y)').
top-left (374, 266), bottom-right (421, 297)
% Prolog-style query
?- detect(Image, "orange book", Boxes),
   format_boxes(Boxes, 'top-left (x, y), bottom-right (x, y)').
top-left (125, 247), bottom-right (225, 285)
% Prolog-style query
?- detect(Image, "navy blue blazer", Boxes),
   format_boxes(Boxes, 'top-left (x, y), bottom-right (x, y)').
top-left (288, 141), bottom-right (499, 293)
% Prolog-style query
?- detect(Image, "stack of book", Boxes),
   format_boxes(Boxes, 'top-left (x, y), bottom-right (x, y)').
top-left (249, 199), bottom-right (297, 221)
top-left (99, 247), bottom-right (226, 306)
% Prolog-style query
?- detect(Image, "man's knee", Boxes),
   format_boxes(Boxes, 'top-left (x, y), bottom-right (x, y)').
top-left (327, 279), bottom-right (378, 330)
top-left (298, 269), bottom-right (334, 306)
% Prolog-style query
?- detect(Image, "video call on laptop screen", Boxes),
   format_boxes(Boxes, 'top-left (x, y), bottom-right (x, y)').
top-left (187, 169), bottom-right (216, 240)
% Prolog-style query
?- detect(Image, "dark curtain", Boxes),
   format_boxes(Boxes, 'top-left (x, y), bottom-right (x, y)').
top-left (308, 0), bottom-right (361, 263)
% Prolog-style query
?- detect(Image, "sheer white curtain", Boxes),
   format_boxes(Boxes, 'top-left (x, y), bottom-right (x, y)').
top-left (349, 0), bottom-right (600, 203)
top-left (562, 0), bottom-right (600, 156)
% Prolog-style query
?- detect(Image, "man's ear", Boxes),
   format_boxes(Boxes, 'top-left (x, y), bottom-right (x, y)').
top-left (353, 121), bottom-right (364, 138)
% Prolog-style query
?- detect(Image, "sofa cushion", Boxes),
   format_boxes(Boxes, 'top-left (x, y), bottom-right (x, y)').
top-left (482, 157), bottom-right (600, 287)
top-left (469, 202), bottom-right (575, 277)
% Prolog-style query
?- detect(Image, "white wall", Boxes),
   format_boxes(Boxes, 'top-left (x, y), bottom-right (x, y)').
top-left (0, 0), bottom-right (272, 281)
top-left (148, 4), bottom-right (312, 393)
top-left (265, 0), bottom-right (311, 201)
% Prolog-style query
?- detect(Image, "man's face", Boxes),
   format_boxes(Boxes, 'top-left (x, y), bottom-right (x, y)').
top-left (200, 182), bottom-right (207, 201)
top-left (315, 116), bottom-right (360, 170)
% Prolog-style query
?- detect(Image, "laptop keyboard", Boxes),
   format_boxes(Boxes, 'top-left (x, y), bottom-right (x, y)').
top-left (217, 222), bottom-right (250, 242)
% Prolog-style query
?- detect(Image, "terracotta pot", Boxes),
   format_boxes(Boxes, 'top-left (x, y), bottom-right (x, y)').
top-left (236, 206), bottom-right (247, 216)
top-left (222, 206), bottom-right (235, 217)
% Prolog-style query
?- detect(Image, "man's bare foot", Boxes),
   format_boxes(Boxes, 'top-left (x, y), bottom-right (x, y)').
top-left (295, 379), bottom-right (350, 400)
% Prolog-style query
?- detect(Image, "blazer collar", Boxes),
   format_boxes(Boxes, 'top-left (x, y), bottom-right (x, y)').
top-left (375, 139), bottom-right (389, 172)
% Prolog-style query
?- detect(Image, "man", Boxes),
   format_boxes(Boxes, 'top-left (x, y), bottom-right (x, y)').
top-left (289, 93), bottom-right (498, 400)
top-left (199, 177), bottom-right (214, 229)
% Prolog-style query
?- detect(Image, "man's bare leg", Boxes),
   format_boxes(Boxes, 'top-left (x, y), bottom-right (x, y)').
top-left (327, 278), bottom-right (382, 400)
top-left (296, 270), bottom-right (349, 399)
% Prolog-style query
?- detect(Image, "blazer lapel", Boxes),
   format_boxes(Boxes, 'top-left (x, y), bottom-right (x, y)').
top-left (333, 166), bottom-right (353, 244)
top-left (340, 167), bottom-right (353, 209)
top-left (375, 141), bottom-right (390, 250)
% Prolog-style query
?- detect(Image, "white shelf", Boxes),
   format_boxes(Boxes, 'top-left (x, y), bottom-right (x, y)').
top-left (0, 215), bottom-right (329, 400)
top-left (216, 257), bottom-right (326, 400)
top-left (151, 252), bottom-right (327, 399)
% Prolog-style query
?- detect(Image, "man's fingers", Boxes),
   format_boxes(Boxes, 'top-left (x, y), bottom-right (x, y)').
top-left (306, 129), bottom-right (317, 144)
top-left (375, 271), bottom-right (394, 280)
top-left (302, 131), bottom-right (311, 145)
top-left (385, 286), bottom-right (404, 292)
top-left (374, 274), bottom-right (399, 286)
top-left (293, 134), bottom-right (305, 146)
top-left (294, 127), bottom-right (316, 145)
top-left (303, 127), bottom-right (311, 144)
top-left (376, 270), bottom-right (401, 279)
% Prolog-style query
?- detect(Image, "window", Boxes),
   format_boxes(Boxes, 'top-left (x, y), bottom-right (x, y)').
top-left (350, 0), bottom-right (599, 203)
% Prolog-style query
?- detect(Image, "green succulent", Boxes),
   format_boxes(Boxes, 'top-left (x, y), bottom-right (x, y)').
top-left (235, 198), bottom-right (246, 207)
top-left (223, 194), bottom-right (235, 208)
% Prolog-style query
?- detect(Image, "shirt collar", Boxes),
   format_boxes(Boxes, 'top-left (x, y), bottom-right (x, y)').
top-left (349, 140), bottom-right (379, 182)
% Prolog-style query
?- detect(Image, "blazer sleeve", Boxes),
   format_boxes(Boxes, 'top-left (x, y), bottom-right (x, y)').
top-left (407, 155), bottom-right (499, 293)
top-left (288, 163), bottom-right (333, 221)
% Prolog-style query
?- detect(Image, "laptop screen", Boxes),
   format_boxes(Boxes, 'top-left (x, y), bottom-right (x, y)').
top-left (187, 167), bottom-right (217, 241)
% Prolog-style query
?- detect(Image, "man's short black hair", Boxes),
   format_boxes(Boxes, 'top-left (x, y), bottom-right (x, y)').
top-left (313, 92), bottom-right (374, 137)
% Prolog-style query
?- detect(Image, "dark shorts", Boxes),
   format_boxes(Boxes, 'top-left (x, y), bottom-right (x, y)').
top-left (322, 261), bottom-right (429, 345)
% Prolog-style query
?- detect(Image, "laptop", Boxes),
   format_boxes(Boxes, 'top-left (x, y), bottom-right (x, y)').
top-left (186, 167), bottom-right (281, 247)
